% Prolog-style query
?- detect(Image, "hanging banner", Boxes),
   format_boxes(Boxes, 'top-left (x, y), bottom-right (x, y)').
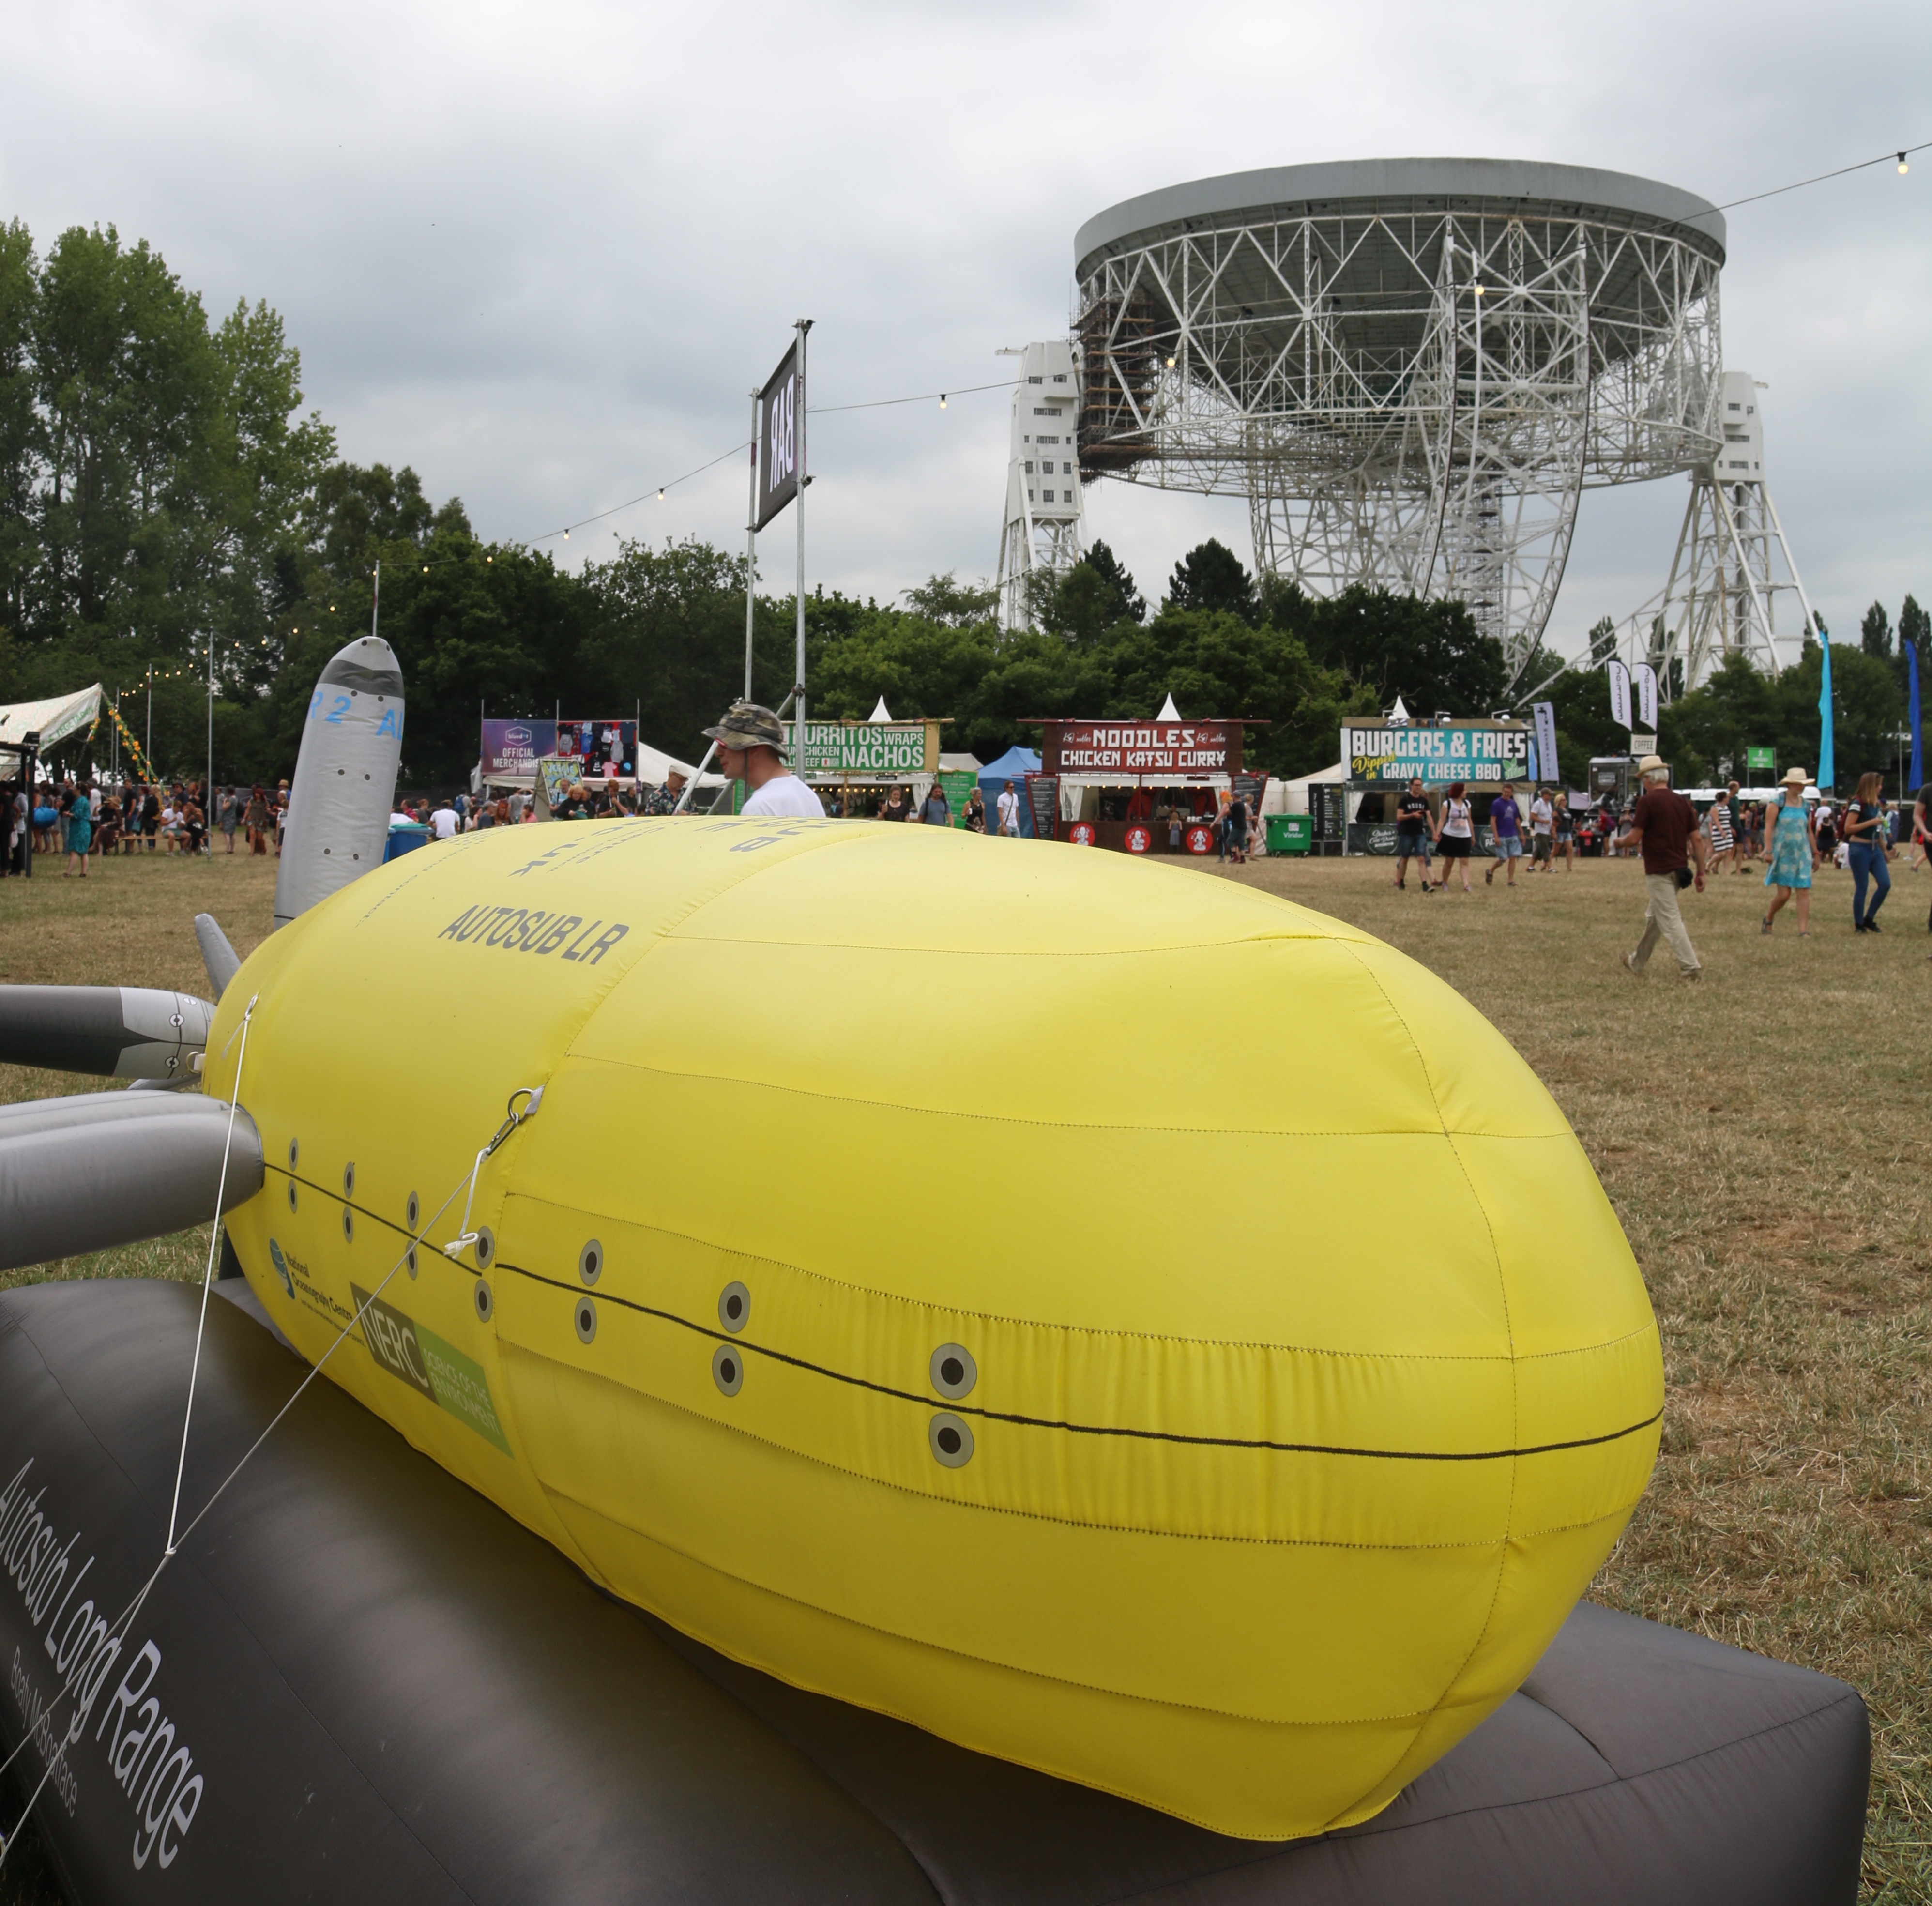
top-left (1606, 659), bottom-right (1633, 731)
top-left (556, 719), bottom-right (637, 776)
top-left (1632, 663), bottom-right (1658, 733)
top-left (1340, 723), bottom-right (1529, 785)
top-left (1531, 702), bottom-right (1559, 789)
top-left (755, 343), bottom-right (802, 531)
top-left (1817, 628), bottom-right (1835, 792)
top-left (1908, 641), bottom-right (1922, 793)
top-left (1041, 720), bottom-right (1237, 776)
top-left (480, 719), bottom-right (557, 777)
top-left (788, 720), bottom-right (935, 775)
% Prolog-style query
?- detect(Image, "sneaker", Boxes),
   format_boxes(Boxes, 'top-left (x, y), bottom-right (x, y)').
top-left (1621, 951), bottom-right (1642, 976)
top-left (1866, 920), bottom-right (1882, 933)
top-left (1484, 865), bottom-right (1495, 885)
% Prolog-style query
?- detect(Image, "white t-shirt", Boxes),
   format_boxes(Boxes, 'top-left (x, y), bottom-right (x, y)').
top-left (1529, 797), bottom-right (1553, 835)
top-left (741, 774), bottom-right (825, 819)
top-left (996, 791), bottom-right (1020, 834)
top-left (432, 808), bottom-right (460, 840)
top-left (389, 811), bottom-right (415, 827)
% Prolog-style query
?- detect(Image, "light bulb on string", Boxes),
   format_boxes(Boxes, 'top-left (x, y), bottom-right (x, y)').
top-left (939, 394), bottom-right (947, 409)
top-left (657, 488), bottom-right (664, 500)
top-left (1901, 153), bottom-right (1911, 175)
top-left (563, 529), bottom-right (570, 540)
top-left (1165, 355), bottom-right (1176, 369)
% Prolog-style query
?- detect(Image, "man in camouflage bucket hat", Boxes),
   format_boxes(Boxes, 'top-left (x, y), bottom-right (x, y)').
top-left (702, 701), bottom-right (825, 819)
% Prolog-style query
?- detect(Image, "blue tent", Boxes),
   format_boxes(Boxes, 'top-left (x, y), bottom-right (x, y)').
top-left (978, 746), bottom-right (1043, 837)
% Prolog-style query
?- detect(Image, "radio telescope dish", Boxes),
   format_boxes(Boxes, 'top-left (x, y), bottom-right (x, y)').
top-left (1074, 158), bottom-right (1728, 680)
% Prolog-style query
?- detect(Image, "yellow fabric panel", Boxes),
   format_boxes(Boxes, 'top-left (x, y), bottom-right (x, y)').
top-left (492, 1214), bottom-right (1517, 1548)
top-left (499, 1343), bottom-right (1504, 1728)
top-left (1450, 1131), bottom-right (1657, 1357)
top-left (198, 816), bottom-right (1660, 1840)
top-left (519, 1061), bottom-right (1516, 1356)
top-left (544, 1488), bottom-right (1427, 1842)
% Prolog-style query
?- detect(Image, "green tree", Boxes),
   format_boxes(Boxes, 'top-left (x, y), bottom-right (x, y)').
top-left (1281, 585), bottom-right (1505, 719)
top-left (1165, 538), bottom-right (1255, 622)
top-left (0, 220), bottom-right (38, 645)
top-left (900, 571), bottom-right (998, 627)
top-left (1860, 599), bottom-right (1892, 660)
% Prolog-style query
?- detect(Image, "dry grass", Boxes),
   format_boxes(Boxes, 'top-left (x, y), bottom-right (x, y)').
top-left (1224, 848), bottom-right (1931, 1901)
top-left (0, 843), bottom-right (1925, 1896)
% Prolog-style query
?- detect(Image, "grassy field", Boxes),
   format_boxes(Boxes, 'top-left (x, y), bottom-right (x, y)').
top-left (0, 839), bottom-right (1926, 1898)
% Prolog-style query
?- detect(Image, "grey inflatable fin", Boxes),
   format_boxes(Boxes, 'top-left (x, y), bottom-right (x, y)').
top-left (0, 1089), bottom-right (262, 1270)
top-left (0, 984), bottom-right (215, 1082)
top-left (274, 634), bottom-right (406, 929)
top-left (196, 912), bottom-right (243, 998)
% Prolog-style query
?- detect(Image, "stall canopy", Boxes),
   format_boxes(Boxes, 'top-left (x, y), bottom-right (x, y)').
top-left (0, 685), bottom-right (104, 770)
top-left (978, 746), bottom-right (1042, 836)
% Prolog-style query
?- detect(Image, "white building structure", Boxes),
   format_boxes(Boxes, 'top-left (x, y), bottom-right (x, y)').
top-left (1628, 370), bottom-right (1821, 689)
top-left (995, 340), bottom-right (1086, 630)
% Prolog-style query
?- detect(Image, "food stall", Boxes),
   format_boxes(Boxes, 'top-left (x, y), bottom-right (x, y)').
top-left (1030, 717), bottom-right (1266, 854)
top-left (786, 716), bottom-right (958, 818)
top-left (1336, 719), bottom-right (1532, 854)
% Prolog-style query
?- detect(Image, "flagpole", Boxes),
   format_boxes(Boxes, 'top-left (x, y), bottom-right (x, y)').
top-left (745, 390), bottom-right (760, 703)
top-left (794, 320), bottom-right (813, 771)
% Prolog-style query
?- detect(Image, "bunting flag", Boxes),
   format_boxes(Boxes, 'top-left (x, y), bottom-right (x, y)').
top-left (1816, 627), bottom-right (1835, 792)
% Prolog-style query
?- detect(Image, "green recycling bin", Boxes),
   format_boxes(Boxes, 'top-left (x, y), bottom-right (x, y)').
top-left (1265, 813), bottom-right (1312, 855)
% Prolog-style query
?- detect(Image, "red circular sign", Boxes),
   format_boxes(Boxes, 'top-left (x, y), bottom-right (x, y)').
top-left (1068, 822), bottom-right (1097, 846)
top-left (1186, 825), bottom-right (1214, 855)
top-left (1125, 824), bottom-right (1152, 854)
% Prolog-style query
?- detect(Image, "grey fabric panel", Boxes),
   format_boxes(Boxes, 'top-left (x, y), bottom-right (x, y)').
top-left (318, 652), bottom-right (405, 697)
top-left (194, 913), bottom-right (242, 998)
top-left (0, 984), bottom-right (212, 1080)
top-left (0, 1279), bottom-right (942, 1906)
top-left (0, 1096), bottom-right (261, 1268)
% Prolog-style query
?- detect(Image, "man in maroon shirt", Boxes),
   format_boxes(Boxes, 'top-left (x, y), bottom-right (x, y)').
top-left (1616, 754), bottom-right (1706, 979)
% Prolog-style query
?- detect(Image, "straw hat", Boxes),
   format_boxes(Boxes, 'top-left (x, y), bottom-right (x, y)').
top-left (1636, 754), bottom-right (1666, 775)
top-left (1782, 766), bottom-right (1809, 786)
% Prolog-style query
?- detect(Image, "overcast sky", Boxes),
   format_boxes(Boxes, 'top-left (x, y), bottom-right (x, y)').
top-left (2, 0), bottom-right (1926, 662)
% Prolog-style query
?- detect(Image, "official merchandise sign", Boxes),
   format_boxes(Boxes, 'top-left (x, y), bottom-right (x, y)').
top-left (755, 344), bottom-right (802, 531)
top-left (1341, 725), bottom-right (1529, 786)
top-left (1042, 721), bottom-right (1236, 776)
top-left (788, 721), bottom-right (934, 775)
top-left (480, 719), bottom-right (557, 777)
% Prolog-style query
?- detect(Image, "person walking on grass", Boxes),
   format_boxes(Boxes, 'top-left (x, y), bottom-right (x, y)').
top-left (1552, 790), bottom-right (1577, 870)
top-left (1618, 754), bottom-right (1706, 979)
top-left (1393, 776), bottom-right (1432, 891)
top-left (1910, 782), bottom-right (1929, 874)
top-left (1528, 785), bottom-right (1553, 872)
top-left (1760, 767), bottom-right (1817, 937)
top-left (1705, 788), bottom-right (1735, 872)
top-left (1486, 784), bottom-right (1524, 886)
top-left (1841, 771), bottom-right (1891, 933)
top-left (62, 784), bottom-right (92, 878)
top-left (1432, 781), bottom-right (1475, 892)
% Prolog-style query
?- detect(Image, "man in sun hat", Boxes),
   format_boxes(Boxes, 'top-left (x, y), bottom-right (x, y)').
top-left (702, 701), bottom-right (825, 819)
top-left (1616, 753), bottom-right (1706, 980)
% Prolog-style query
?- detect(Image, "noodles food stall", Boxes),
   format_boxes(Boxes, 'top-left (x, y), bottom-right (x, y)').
top-left (1031, 718), bottom-right (1266, 854)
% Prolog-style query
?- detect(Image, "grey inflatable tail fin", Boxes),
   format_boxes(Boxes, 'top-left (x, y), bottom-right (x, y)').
top-left (196, 914), bottom-right (243, 998)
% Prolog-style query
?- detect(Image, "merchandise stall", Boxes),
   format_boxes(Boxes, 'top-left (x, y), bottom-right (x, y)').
top-left (1029, 718), bottom-right (1266, 855)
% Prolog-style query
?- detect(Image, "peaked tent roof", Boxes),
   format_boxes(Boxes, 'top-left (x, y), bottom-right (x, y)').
top-left (0, 686), bottom-right (105, 764)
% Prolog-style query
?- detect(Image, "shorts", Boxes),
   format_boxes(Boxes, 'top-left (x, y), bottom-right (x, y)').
top-left (1493, 836), bottom-right (1523, 859)
top-left (1396, 831), bottom-right (1429, 857)
top-left (1438, 835), bottom-right (1471, 858)
top-left (1532, 833), bottom-right (1552, 861)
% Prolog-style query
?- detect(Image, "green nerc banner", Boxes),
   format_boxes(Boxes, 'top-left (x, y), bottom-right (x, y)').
top-left (1342, 724), bottom-right (1529, 786)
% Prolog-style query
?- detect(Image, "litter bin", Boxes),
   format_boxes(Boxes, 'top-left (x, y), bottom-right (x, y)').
top-left (1265, 813), bottom-right (1312, 855)
top-left (384, 823), bottom-right (432, 862)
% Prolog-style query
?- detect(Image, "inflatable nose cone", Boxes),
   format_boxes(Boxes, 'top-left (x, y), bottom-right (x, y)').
top-left (274, 636), bottom-right (405, 929)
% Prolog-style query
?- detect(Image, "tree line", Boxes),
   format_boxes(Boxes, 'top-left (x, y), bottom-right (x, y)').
top-left (0, 219), bottom-right (1917, 795)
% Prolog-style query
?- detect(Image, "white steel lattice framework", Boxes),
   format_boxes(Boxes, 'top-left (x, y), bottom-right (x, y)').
top-left (1613, 370), bottom-right (1818, 692)
top-left (1073, 160), bottom-right (1728, 681)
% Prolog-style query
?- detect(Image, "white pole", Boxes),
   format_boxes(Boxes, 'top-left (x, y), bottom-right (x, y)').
top-left (206, 629), bottom-right (214, 846)
top-left (794, 320), bottom-right (812, 774)
top-left (745, 389), bottom-right (760, 702)
top-left (370, 559), bottom-right (381, 643)
top-left (145, 663), bottom-right (152, 774)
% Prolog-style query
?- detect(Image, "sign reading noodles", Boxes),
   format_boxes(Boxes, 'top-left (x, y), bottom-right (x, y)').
top-left (1041, 721), bottom-right (1238, 776)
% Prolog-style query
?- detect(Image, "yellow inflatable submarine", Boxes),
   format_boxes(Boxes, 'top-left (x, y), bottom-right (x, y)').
top-left (209, 815), bottom-right (1661, 1840)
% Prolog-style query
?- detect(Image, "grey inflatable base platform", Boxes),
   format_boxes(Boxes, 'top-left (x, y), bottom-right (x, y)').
top-left (0, 1280), bottom-right (1868, 1905)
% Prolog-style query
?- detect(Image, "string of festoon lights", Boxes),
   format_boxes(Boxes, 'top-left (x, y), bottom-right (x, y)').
top-left (236, 129), bottom-right (1927, 643)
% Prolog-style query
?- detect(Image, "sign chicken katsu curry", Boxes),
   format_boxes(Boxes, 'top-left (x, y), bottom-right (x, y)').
top-left (1040, 721), bottom-right (1243, 777)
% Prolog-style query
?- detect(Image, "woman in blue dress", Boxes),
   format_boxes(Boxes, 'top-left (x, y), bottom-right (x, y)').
top-left (63, 786), bottom-right (92, 879)
top-left (1761, 767), bottom-right (1816, 935)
